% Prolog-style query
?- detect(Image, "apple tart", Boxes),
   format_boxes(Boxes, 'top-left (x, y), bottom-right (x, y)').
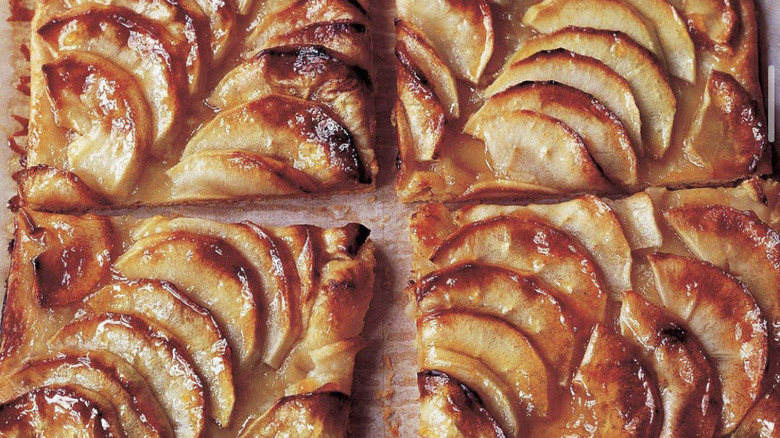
top-left (394, 0), bottom-right (769, 202)
top-left (17, 0), bottom-right (376, 211)
top-left (0, 210), bottom-right (375, 437)
top-left (408, 177), bottom-right (780, 437)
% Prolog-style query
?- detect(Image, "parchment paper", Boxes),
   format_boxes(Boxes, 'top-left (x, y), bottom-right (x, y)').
top-left (0, 1), bottom-right (776, 436)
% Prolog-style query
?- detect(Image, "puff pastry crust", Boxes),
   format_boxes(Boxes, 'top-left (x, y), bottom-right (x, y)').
top-left (18, 0), bottom-right (377, 211)
top-left (409, 177), bottom-right (780, 437)
top-left (0, 211), bottom-right (375, 437)
top-left (395, 0), bottom-right (769, 202)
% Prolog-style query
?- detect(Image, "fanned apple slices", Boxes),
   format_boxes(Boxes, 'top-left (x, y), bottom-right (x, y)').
top-left (409, 178), bottom-right (780, 437)
top-left (0, 211), bottom-right (375, 437)
top-left (394, 0), bottom-right (768, 202)
top-left (20, 0), bottom-right (376, 209)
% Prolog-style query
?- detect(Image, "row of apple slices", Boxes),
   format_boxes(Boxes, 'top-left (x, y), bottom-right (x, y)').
top-left (411, 193), bottom-right (780, 437)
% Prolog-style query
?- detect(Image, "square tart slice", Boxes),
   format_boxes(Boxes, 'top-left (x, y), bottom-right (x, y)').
top-left (0, 211), bottom-right (375, 437)
top-left (408, 177), bottom-right (780, 437)
top-left (17, 0), bottom-right (376, 211)
top-left (394, 0), bottom-right (769, 202)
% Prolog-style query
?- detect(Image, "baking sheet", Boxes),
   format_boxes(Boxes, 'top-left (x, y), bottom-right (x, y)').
top-left (0, 1), bottom-right (777, 436)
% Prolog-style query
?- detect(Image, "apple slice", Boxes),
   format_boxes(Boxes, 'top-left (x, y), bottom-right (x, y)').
top-left (569, 324), bottom-right (660, 437)
top-left (464, 108), bottom-right (613, 193)
top-left (665, 0), bottom-right (737, 45)
top-left (509, 28), bottom-right (676, 158)
top-left (50, 313), bottom-right (206, 438)
top-left (262, 21), bottom-right (371, 70)
top-left (25, 210), bottom-right (113, 307)
top-left (397, 0), bottom-right (493, 84)
top-left (416, 263), bottom-right (578, 385)
top-left (421, 345), bottom-right (524, 437)
top-left (478, 82), bottom-right (637, 187)
top-left (684, 71), bottom-right (768, 177)
top-left (243, 0), bottom-right (368, 60)
top-left (38, 5), bottom-right (187, 160)
top-left (113, 231), bottom-right (261, 363)
top-left (664, 204), bottom-right (780, 342)
top-left (0, 386), bottom-right (123, 437)
top-left (523, 0), bottom-right (664, 65)
top-left (649, 252), bottom-right (768, 433)
top-left (487, 49), bottom-right (643, 148)
top-left (43, 52), bottom-right (151, 199)
top-left (189, 0), bottom-right (236, 63)
top-left (430, 216), bottom-right (609, 324)
top-left (606, 192), bottom-right (664, 251)
top-left (168, 150), bottom-right (315, 200)
top-left (734, 388), bottom-right (780, 437)
top-left (240, 392), bottom-right (350, 437)
top-left (181, 95), bottom-right (367, 186)
top-left (419, 310), bottom-right (549, 417)
top-left (419, 370), bottom-right (505, 438)
top-left (0, 354), bottom-right (173, 437)
top-left (13, 165), bottom-right (107, 211)
top-left (130, 217), bottom-right (300, 369)
top-left (83, 279), bottom-right (234, 427)
top-left (396, 20), bottom-right (459, 119)
top-left (619, 290), bottom-right (719, 438)
top-left (620, 0), bottom-right (696, 82)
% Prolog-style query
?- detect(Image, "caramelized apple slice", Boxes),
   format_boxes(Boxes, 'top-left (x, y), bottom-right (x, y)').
top-left (14, 165), bottom-right (107, 211)
top-left (665, 0), bottom-right (738, 45)
top-left (430, 216), bottom-right (609, 324)
top-left (665, 204), bottom-right (780, 340)
top-left (465, 108), bottom-right (613, 193)
top-left (569, 325), bottom-right (660, 437)
top-left (734, 388), bottom-right (780, 438)
top-left (416, 263), bottom-right (578, 384)
top-left (263, 21), bottom-right (371, 70)
top-left (25, 210), bottom-right (113, 307)
top-left (181, 95), bottom-right (367, 186)
top-left (523, 0), bottom-right (664, 65)
top-left (130, 217), bottom-right (300, 368)
top-left (191, 0), bottom-right (236, 62)
top-left (396, 20), bottom-right (459, 119)
top-left (0, 354), bottom-right (173, 437)
top-left (397, 0), bottom-right (493, 83)
top-left (0, 386), bottom-right (123, 437)
top-left (478, 82), bottom-right (637, 187)
top-left (419, 310), bottom-right (549, 416)
top-left (510, 28), bottom-right (676, 158)
top-left (487, 49), bottom-right (643, 148)
top-left (43, 52), bottom-right (151, 198)
top-left (83, 280), bottom-right (234, 427)
top-left (419, 370), bottom-right (505, 438)
top-left (649, 252), bottom-right (768, 433)
top-left (168, 150), bottom-right (313, 200)
top-left (619, 290), bottom-right (719, 438)
top-left (421, 345), bottom-right (524, 437)
top-left (50, 313), bottom-right (206, 438)
top-left (239, 392), bottom-right (350, 437)
top-left (38, 6), bottom-right (187, 159)
top-left (114, 231), bottom-right (261, 362)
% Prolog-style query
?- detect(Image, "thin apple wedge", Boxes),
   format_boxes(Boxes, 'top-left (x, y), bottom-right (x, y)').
top-left (239, 392), bottom-right (350, 437)
top-left (649, 252), bottom-right (768, 434)
top-left (0, 386), bottom-right (123, 437)
top-left (619, 290), bottom-right (720, 438)
top-left (189, 0), bottom-right (235, 63)
top-left (38, 5), bottom-right (188, 160)
top-left (509, 28), bottom-right (676, 158)
top-left (478, 82), bottom-right (637, 187)
top-left (43, 52), bottom-right (152, 199)
top-left (50, 313), bottom-right (206, 438)
top-left (83, 279), bottom-right (234, 427)
top-left (523, 0), bottom-right (664, 66)
top-left (418, 370), bottom-right (504, 438)
top-left (416, 263), bottom-right (578, 385)
top-left (464, 107), bottom-right (613, 193)
top-left (130, 217), bottom-right (301, 369)
top-left (114, 231), bottom-right (261, 363)
top-left (665, 0), bottom-right (738, 45)
top-left (263, 21), bottom-right (371, 70)
top-left (0, 353), bottom-right (173, 437)
top-left (430, 216), bottom-right (609, 324)
top-left (569, 324), bottom-right (660, 437)
top-left (396, 20), bottom-right (459, 119)
top-left (181, 95), bottom-right (368, 187)
top-left (13, 165), bottom-right (107, 211)
top-left (487, 49), bottom-right (643, 148)
top-left (397, 0), bottom-right (493, 84)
